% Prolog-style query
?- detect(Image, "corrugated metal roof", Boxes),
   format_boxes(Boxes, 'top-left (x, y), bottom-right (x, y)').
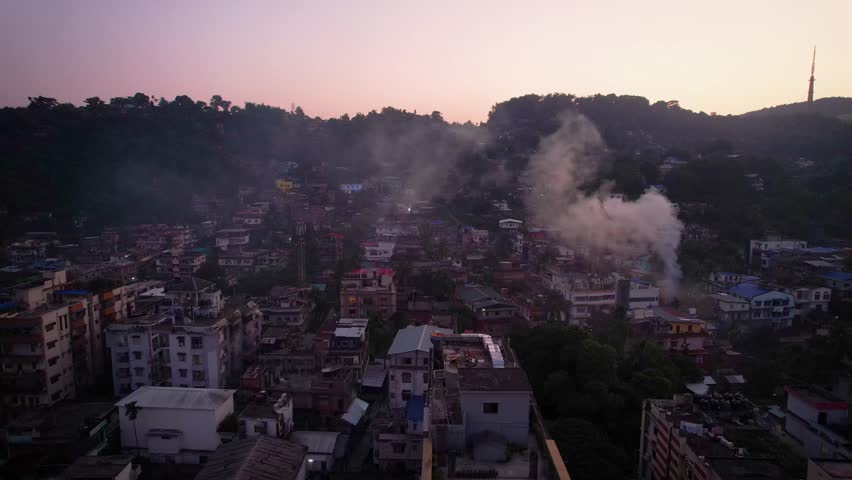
top-left (341, 398), bottom-right (369, 426)
top-left (387, 325), bottom-right (452, 355)
top-left (195, 436), bottom-right (306, 480)
top-left (820, 271), bottom-right (852, 282)
top-left (361, 363), bottom-right (387, 389)
top-left (727, 282), bottom-right (770, 299)
top-left (291, 431), bottom-right (341, 455)
top-left (115, 386), bottom-right (235, 411)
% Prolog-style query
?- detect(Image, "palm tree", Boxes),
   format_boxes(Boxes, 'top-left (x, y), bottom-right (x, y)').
top-left (125, 400), bottom-right (143, 457)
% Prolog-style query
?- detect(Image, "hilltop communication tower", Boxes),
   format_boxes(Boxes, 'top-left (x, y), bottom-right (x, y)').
top-left (807, 46), bottom-right (816, 104)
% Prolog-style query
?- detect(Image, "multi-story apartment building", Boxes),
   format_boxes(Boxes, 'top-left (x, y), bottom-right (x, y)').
top-left (320, 318), bottom-right (369, 382)
top-left (215, 228), bottom-right (250, 251)
top-left (727, 282), bottom-right (796, 329)
top-left (459, 285), bottom-right (523, 336)
top-left (134, 225), bottom-right (192, 253)
top-left (105, 279), bottom-right (261, 396)
top-left (616, 278), bottom-right (661, 311)
top-left (1, 302), bottom-right (78, 407)
top-left (340, 268), bottom-right (397, 318)
top-left (362, 241), bottom-right (395, 263)
top-left (709, 293), bottom-right (750, 329)
top-left (652, 307), bottom-right (708, 366)
top-left (784, 385), bottom-right (851, 459)
top-left (155, 248), bottom-right (206, 278)
top-left (0, 268), bottom-right (85, 408)
top-left (749, 237), bottom-right (807, 266)
top-left (387, 325), bottom-right (451, 410)
top-left (639, 395), bottom-right (790, 480)
top-left (781, 285), bottom-right (832, 318)
top-left (818, 272), bottom-right (852, 304)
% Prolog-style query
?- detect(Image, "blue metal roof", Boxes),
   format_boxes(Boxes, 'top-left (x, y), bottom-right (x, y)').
top-left (406, 395), bottom-right (425, 423)
top-left (820, 271), bottom-right (852, 282)
top-left (803, 247), bottom-right (839, 254)
top-left (55, 290), bottom-right (90, 296)
top-left (727, 282), bottom-right (770, 299)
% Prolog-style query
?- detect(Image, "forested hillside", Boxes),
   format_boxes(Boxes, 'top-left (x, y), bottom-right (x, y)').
top-left (2, 93), bottom-right (851, 243)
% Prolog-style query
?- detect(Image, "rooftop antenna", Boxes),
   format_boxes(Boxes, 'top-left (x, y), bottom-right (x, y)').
top-left (807, 46), bottom-right (816, 104)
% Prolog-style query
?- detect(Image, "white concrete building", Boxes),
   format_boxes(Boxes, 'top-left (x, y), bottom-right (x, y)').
top-left (458, 368), bottom-right (531, 446)
top-left (387, 325), bottom-right (451, 409)
top-left (782, 285), bottom-right (832, 318)
top-left (215, 229), bottom-right (250, 250)
top-left (105, 280), bottom-right (261, 396)
top-left (498, 218), bottom-right (523, 230)
top-left (340, 183), bottom-right (364, 194)
top-left (748, 237), bottom-right (807, 265)
top-left (239, 393), bottom-right (294, 438)
top-left (616, 279), bottom-right (660, 311)
top-left (362, 241), bottom-right (395, 263)
top-left (727, 283), bottom-right (796, 329)
top-left (818, 272), bottom-right (852, 303)
top-left (115, 386), bottom-right (236, 464)
top-left (710, 293), bottom-right (750, 328)
top-left (784, 385), bottom-right (851, 460)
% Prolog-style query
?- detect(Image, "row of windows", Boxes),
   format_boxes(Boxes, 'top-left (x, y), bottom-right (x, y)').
top-left (391, 372), bottom-right (429, 383)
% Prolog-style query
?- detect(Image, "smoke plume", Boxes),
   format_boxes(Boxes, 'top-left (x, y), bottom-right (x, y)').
top-left (525, 113), bottom-right (683, 290)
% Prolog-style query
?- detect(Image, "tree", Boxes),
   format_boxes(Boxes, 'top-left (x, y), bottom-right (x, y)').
top-left (84, 96), bottom-right (106, 112)
top-left (124, 400), bottom-right (143, 457)
top-left (27, 96), bottom-right (58, 110)
top-left (210, 95), bottom-right (231, 112)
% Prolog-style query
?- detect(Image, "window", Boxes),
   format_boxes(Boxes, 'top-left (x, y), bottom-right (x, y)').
top-left (45, 322), bottom-right (56, 332)
top-left (48, 356), bottom-right (58, 366)
top-left (191, 337), bottom-right (203, 349)
top-left (402, 390), bottom-right (411, 401)
top-left (179, 369), bottom-right (187, 378)
top-left (422, 357), bottom-right (429, 365)
top-left (132, 335), bottom-right (141, 345)
top-left (483, 402), bottom-right (499, 414)
top-left (392, 443), bottom-right (406, 454)
top-left (47, 340), bottom-right (57, 350)
top-left (177, 352), bottom-right (186, 362)
top-left (254, 423), bottom-right (268, 434)
top-left (50, 374), bottom-right (60, 384)
top-left (192, 355), bottom-right (201, 365)
top-left (177, 336), bottom-right (186, 347)
top-left (133, 351), bottom-right (142, 360)
top-left (193, 370), bottom-right (204, 381)
top-left (134, 367), bottom-right (144, 376)
top-left (402, 372), bottom-right (412, 383)
top-left (403, 357), bottom-right (412, 365)
top-left (423, 372), bottom-right (429, 384)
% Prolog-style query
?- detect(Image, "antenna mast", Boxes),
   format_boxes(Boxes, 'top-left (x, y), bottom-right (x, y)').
top-left (807, 46), bottom-right (816, 103)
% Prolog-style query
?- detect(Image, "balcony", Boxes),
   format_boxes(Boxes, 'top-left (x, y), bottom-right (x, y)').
top-left (0, 334), bottom-right (44, 344)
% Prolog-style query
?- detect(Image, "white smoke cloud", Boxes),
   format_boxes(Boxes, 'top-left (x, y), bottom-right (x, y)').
top-left (525, 113), bottom-right (683, 291)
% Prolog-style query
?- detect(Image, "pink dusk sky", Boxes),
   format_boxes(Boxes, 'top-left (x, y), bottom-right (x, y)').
top-left (1, 0), bottom-right (850, 123)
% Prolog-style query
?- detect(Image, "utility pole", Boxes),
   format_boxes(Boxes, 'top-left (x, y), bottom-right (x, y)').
top-left (297, 222), bottom-right (306, 288)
